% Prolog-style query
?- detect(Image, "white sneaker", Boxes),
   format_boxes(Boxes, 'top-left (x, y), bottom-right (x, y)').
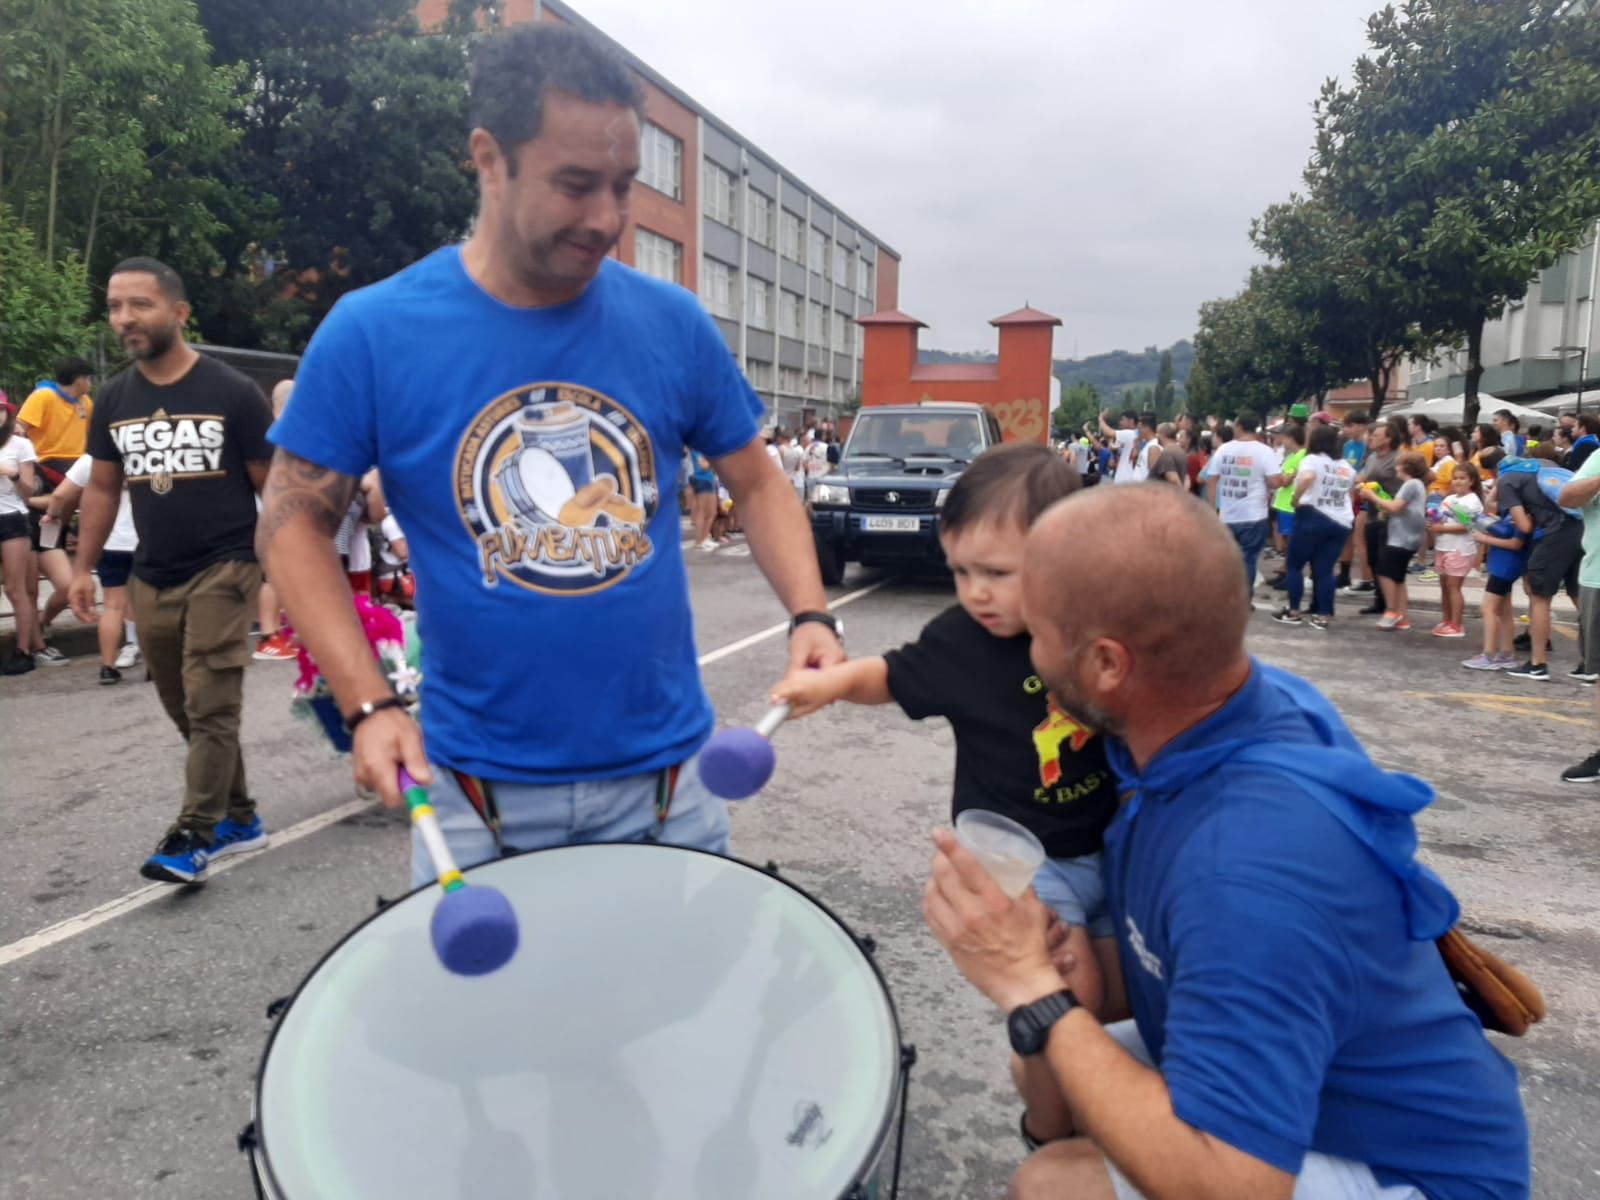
top-left (114, 643), bottom-right (142, 670)
top-left (35, 646), bottom-right (69, 667)
top-left (697, 539), bottom-right (719, 551)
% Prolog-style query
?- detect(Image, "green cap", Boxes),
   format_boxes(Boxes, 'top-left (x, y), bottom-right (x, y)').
top-left (1289, 403), bottom-right (1310, 420)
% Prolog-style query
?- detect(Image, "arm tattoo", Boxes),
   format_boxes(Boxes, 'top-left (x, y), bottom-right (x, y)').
top-left (256, 448), bottom-right (358, 552)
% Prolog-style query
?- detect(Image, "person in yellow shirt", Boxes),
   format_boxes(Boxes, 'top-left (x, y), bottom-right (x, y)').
top-left (17, 356), bottom-right (95, 481)
top-left (1406, 414), bottom-right (1438, 469)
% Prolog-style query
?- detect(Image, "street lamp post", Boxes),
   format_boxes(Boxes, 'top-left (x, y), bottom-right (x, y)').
top-left (1554, 344), bottom-right (1589, 414)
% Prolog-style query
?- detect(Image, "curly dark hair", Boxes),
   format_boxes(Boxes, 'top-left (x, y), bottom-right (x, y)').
top-left (468, 24), bottom-right (643, 174)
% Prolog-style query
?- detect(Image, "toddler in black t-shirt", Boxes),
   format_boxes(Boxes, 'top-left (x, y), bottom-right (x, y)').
top-left (774, 443), bottom-right (1118, 1016)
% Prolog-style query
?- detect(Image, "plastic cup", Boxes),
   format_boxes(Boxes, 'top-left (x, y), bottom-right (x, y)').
top-left (954, 810), bottom-right (1046, 899)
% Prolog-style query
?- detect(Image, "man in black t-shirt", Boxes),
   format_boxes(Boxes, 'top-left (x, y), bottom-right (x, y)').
top-left (68, 258), bottom-right (275, 885)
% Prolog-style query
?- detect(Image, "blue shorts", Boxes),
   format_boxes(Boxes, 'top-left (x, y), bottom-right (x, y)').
top-left (1276, 510), bottom-right (1295, 537)
top-left (1032, 850), bottom-right (1114, 938)
top-left (97, 550), bottom-right (134, 589)
top-left (690, 478), bottom-right (716, 495)
top-left (412, 751), bottom-right (730, 887)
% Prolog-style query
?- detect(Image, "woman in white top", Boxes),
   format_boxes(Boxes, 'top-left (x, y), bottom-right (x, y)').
top-left (0, 404), bottom-right (45, 673)
top-left (48, 454), bottom-right (141, 682)
top-left (1274, 422), bottom-right (1356, 630)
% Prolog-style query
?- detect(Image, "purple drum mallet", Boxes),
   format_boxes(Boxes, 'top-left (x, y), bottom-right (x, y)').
top-left (699, 702), bottom-right (791, 799)
top-left (399, 768), bottom-right (519, 976)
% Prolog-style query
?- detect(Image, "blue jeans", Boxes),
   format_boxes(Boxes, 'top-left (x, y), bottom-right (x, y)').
top-left (1033, 851), bottom-right (1114, 937)
top-left (1286, 507), bottom-right (1350, 616)
top-left (1227, 518), bottom-right (1271, 591)
top-left (411, 754), bottom-right (730, 887)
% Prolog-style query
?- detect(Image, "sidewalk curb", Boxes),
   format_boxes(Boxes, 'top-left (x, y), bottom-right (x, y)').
top-left (0, 624), bottom-right (102, 665)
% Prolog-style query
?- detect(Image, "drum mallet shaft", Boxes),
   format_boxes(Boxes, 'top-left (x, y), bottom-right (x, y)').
top-left (400, 767), bottom-right (520, 976)
top-left (698, 701), bottom-right (791, 800)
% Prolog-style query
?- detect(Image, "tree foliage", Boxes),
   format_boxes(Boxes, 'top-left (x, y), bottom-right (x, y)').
top-left (0, 206), bottom-right (93, 395)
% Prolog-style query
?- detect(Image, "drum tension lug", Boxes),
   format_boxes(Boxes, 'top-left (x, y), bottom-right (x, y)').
top-left (857, 934), bottom-right (877, 956)
top-left (236, 1121), bottom-right (258, 1153)
top-left (845, 1187), bottom-right (868, 1200)
top-left (266, 996), bottom-right (291, 1020)
top-left (900, 1043), bottom-right (918, 1070)
top-left (375, 894), bottom-right (395, 911)
top-left (763, 860), bottom-right (781, 876)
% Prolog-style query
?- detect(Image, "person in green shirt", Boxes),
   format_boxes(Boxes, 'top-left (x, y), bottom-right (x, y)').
top-left (1267, 422), bottom-right (1307, 579)
top-left (1556, 455), bottom-right (1600, 781)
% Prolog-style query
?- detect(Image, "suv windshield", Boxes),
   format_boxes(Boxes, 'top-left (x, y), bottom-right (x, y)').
top-left (844, 412), bottom-right (984, 463)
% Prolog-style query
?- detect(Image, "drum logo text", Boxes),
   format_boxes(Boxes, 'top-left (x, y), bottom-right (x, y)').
top-left (455, 383), bottom-right (660, 595)
top-left (786, 1101), bottom-right (833, 1150)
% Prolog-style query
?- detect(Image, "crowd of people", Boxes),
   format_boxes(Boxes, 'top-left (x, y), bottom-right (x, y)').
top-left (6, 21), bottom-right (1544, 1200)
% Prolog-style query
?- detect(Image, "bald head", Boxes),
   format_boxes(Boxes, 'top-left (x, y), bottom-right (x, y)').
top-left (270, 379), bottom-right (294, 419)
top-left (1023, 484), bottom-right (1249, 704)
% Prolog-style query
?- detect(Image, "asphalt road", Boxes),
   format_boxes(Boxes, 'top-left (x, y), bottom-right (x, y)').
top-left (2, 543), bottom-right (1596, 1199)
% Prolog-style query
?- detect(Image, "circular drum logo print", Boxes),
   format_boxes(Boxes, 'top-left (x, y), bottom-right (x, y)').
top-left (455, 383), bottom-right (660, 595)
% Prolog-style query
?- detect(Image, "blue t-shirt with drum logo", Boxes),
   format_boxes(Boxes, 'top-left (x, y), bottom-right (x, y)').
top-left (270, 248), bottom-right (763, 782)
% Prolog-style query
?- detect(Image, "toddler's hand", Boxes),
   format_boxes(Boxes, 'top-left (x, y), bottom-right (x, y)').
top-left (771, 667), bottom-right (840, 719)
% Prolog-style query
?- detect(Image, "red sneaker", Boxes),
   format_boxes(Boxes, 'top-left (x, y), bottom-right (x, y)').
top-left (252, 631), bottom-right (299, 661)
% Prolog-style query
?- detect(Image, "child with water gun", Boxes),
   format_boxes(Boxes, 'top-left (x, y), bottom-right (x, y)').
top-left (1428, 462), bottom-right (1487, 637)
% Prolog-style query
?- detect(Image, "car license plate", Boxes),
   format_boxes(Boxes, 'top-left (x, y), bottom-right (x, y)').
top-left (862, 516), bottom-right (920, 532)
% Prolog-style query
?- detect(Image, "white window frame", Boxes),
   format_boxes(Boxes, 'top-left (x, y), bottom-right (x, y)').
top-left (833, 243), bottom-right (851, 288)
top-left (859, 256), bottom-right (875, 299)
top-left (702, 162), bottom-right (738, 229)
top-left (634, 228), bottom-right (682, 284)
top-left (780, 211), bottom-right (805, 263)
top-left (779, 289), bottom-right (804, 339)
top-left (807, 299), bottom-right (827, 345)
top-left (745, 359), bottom-right (774, 390)
top-left (639, 122), bottom-right (683, 201)
top-left (779, 366), bottom-right (804, 394)
top-left (701, 256), bottom-right (737, 320)
top-left (810, 228), bottom-right (829, 278)
top-left (747, 189), bottom-right (775, 249)
top-left (747, 276), bottom-right (772, 330)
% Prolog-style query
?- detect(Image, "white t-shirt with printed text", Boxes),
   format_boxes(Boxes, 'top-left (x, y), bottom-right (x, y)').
top-left (0, 434), bottom-right (37, 516)
top-left (1113, 428), bottom-right (1151, 484)
top-left (1295, 452), bottom-right (1356, 528)
top-left (1211, 438), bottom-right (1283, 524)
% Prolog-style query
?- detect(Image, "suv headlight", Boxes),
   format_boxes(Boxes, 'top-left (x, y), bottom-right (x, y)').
top-left (812, 483), bottom-right (850, 505)
top-left (935, 487), bottom-right (953, 508)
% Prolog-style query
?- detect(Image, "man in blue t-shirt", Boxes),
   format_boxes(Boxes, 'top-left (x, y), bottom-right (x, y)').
top-left (923, 484), bottom-right (1529, 1200)
top-left (258, 24), bottom-right (843, 878)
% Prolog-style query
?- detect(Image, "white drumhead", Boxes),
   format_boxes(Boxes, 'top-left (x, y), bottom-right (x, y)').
top-left (514, 446), bottom-right (575, 517)
top-left (257, 845), bottom-right (900, 1199)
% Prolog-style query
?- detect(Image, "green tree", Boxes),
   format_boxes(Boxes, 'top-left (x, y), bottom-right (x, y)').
top-left (0, 0), bottom-right (240, 276)
top-left (1052, 380), bottom-right (1099, 440)
top-left (0, 206), bottom-right (93, 395)
top-left (191, 0), bottom-right (482, 346)
top-left (1192, 267), bottom-right (1340, 419)
top-left (1152, 349), bottom-right (1176, 416)
top-left (1306, 0), bottom-right (1600, 426)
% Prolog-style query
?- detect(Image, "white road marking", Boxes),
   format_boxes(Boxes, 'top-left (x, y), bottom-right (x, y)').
top-left (0, 798), bottom-right (375, 969)
top-left (0, 577), bottom-right (895, 968)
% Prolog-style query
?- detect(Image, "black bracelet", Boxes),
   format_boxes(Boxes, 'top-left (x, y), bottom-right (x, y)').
top-left (342, 695), bottom-right (407, 734)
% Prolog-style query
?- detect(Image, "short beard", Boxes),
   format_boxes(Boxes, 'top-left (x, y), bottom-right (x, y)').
top-left (127, 324), bottom-right (177, 361)
top-left (1046, 681), bottom-right (1125, 741)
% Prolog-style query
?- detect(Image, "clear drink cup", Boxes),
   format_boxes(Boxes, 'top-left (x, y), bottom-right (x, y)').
top-left (953, 810), bottom-right (1046, 899)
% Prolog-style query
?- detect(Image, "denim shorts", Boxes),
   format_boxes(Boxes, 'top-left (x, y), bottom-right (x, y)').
top-left (1032, 850), bottom-right (1114, 938)
top-left (1101, 1021), bottom-right (1423, 1200)
top-left (411, 751), bottom-right (731, 887)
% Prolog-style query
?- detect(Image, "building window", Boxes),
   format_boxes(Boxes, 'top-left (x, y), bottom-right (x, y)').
top-left (807, 299), bottom-right (827, 345)
top-left (810, 227), bottom-right (829, 278)
top-left (701, 256), bottom-right (737, 320)
top-left (832, 309), bottom-right (854, 351)
top-left (807, 373), bottom-right (828, 397)
top-left (635, 228), bottom-right (682, 284)
top-left (639, 122), bottom-right (682, 200)
top-left (833, 243), bottom-right (851, 287)
top-left (779, 366), bottom-right (803, 394)
top-left (779, 289), bottom-right (803, 339)
top-left (746, 359), bottom-right (774, 390)
top-left (860, 256), bottom-right (875, 300)
top-left (780, 211), bottom-right (805, 263)
top-left (703, 162), bottom-right (738, 229)
top-left (747, 189), bottom-right (775, 249)
top-left (747, 277), bottom-right (772, 330)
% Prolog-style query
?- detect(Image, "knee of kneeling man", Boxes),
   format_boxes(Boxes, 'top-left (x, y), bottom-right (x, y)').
top-left (1009, 1139), bottom-right (1109, 1200)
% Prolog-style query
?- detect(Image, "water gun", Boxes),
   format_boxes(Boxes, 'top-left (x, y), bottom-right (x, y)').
top-left (1360, 482), bottom-right (1392, 502)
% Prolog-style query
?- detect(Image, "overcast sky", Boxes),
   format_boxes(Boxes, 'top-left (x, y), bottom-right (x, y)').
top-left (572, 0), bottom-right (1386, 359)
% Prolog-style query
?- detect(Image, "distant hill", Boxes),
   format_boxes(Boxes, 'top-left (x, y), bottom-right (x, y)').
top-left (919, 340), bottom-right (1194, 400)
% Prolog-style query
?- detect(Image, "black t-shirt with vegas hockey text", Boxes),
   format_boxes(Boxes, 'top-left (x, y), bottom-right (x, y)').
top-left (883, 605), bottom-right (1118, 859)
top-left (88, 353), bottom-right (272, 587)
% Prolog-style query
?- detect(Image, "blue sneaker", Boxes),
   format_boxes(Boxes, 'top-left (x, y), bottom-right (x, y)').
top-left (209, 814), bottom-right (268, 860)
top-left (140, 830), bottom-right (211, 884)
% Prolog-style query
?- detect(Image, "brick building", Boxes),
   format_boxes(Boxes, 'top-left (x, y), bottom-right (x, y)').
top-left (857, 306), bottom-right (1060, 444)
top-left (417, 0), bottom-right (902, 427)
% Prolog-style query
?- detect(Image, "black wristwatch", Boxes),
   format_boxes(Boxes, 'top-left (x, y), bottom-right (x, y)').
top-left (789, 610), bottom-right (843, 640)
top-left (1007, 990), bottom-right (1079, 1057)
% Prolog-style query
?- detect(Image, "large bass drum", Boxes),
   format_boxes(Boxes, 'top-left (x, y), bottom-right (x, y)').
top-left (244, 843), bottom-right (911, 1199)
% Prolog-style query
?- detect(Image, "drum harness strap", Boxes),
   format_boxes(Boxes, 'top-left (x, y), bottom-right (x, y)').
top-left (449, 764), bottom-right (684, 850)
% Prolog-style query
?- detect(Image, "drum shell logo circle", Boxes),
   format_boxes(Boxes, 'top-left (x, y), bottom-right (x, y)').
top-left (455, 383), bottom-right (659, 595)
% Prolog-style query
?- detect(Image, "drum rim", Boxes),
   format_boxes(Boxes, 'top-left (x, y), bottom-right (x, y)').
top-left (253, 841), bottom-right (906, 1200)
